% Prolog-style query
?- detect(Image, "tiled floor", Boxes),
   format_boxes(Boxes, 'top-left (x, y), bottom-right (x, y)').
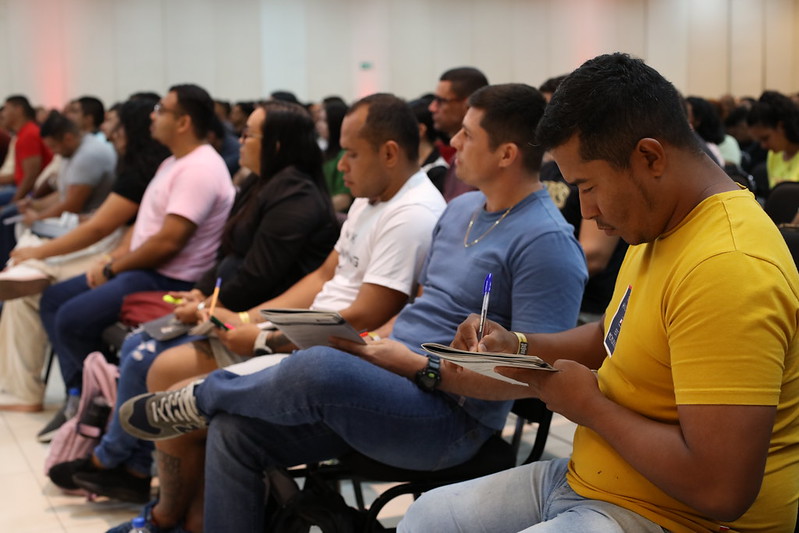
top-left (0, 365), bottom-right (576, 532)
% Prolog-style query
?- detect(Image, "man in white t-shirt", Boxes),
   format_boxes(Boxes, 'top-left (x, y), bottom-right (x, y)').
top-left (102, 93), bottom-right (445, 533)
top-left (34, 84), bottom-right (235, 441)
top-left (214, 93), bottom-right (446, 356)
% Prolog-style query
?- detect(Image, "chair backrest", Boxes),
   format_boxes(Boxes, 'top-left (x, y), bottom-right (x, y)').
top-left (764, 182), bottom-right (799, 225)
top-left (779, 225), bottom-right (799, 272)
top-left (510, 398), bottom-right (553, 465)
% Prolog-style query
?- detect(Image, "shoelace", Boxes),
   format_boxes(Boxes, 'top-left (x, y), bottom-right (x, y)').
top-left (149, 386), bottom-right (205, 428)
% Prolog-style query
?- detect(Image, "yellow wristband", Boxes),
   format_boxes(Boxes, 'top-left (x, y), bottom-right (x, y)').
top-left (238, 311), bottom-right (251, 324)
top-left (513, 331), bottom-right (529, 355)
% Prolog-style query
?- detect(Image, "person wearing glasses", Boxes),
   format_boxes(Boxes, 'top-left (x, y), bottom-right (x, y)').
top-left (47, 100), bottom-right (341, 506)
top-left (34, 84), bottom-right (235, 441)
top-left (428, 67), bottom-right (488, 201)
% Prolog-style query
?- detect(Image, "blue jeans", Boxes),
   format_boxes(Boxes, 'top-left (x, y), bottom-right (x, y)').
top-left (39, 270), bottom-right (193, 391)
top-left (0, 201), bottom-right (19, 266)
top-left (200, 346), bottom-right (496, 531)
top-left (398, 458), bottom-right (669, 532)
top-left (93, 330), bottom-right (203, 476)
top-left (0, 185), bottom-right (17, 207)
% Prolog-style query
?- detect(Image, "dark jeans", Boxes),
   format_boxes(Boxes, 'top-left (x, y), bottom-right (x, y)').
top-left (200, 347), bottom-right (496, 531)
top-left (94, 330), bottom-right (203, 475)
top-left (40, 270), bottom-right (193, 391)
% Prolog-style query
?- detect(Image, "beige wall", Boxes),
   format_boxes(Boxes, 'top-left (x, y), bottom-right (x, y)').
top-left (0, 0), bottom-right (797, 108)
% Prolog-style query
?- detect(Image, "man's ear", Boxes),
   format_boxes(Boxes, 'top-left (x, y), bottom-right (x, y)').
top-left (382, 140), bottom-right (400, 167)
top-left (497, 142), bottom-right (519, 169)
top-left (176, 114), bottom-right (192, 135)
top-left (635, 138), bottom-right (666, 176)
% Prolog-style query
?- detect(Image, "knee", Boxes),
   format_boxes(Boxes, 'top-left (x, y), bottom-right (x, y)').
top-left (119, 331), bottom-right (149, 358)
top-left (52, 299), bottom-right (84, 334)
top-left (283, 347), bottom-right (364, 390)
top-left (119, 347), bottom-right (156, 390)
top-left (398, 489), bottom-right (447, 533)
top-left (207, 413), bottom-right (250, 459)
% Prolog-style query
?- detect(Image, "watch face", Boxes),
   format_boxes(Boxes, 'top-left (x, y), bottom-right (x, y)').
top-left (416, 368), bottom-right (440, 391)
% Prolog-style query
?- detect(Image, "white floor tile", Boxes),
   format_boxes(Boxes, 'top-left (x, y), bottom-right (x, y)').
top-left (0, 360), bottom-right (577, 531)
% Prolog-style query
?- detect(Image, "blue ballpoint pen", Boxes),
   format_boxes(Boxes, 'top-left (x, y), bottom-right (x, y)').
top-left (477, 273), bottom-right (492, 342)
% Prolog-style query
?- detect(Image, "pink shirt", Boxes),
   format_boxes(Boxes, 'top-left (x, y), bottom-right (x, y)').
top-left (130, 144), bottom-right (234, 282)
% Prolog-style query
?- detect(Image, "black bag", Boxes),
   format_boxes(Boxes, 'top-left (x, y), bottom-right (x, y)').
top-left (265, 469), bottom-right (387, 533)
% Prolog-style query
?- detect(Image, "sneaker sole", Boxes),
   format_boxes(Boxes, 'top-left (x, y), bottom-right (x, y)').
top-left (72, 477), bottom-right (151, 504)
top-left (0, 402), bottom-right (43, 413)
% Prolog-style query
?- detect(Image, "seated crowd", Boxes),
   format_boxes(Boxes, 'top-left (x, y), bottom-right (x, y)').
top-left (0, 54), bottom-right (796, 533)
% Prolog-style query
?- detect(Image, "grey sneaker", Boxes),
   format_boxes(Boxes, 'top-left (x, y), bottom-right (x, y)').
top-left (119, 380), bottom-right (207, 441)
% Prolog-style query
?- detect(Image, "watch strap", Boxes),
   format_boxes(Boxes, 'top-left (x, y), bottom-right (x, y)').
top-left (415, 355), bottom-right (441, 392)
top-left (254, 329), bottom-right (273, 356)
top-left (102, 262), bottom-right (116, 280)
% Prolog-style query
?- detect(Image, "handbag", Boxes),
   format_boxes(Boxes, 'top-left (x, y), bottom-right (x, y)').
top-left (119, 290), bottom-right (174, 327)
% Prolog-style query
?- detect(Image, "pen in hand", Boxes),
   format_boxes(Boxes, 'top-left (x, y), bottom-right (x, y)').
top-left (477, 273), bottom-right (492, 343)
top-left (208, 277), bottom-right (222, 317)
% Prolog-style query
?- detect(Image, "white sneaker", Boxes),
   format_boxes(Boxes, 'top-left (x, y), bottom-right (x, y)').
top-left (0, 390), bottom-right (43, 412)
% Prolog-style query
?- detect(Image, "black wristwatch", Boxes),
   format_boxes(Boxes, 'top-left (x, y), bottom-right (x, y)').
top-left (414, 355), bottom-right (441, 392)
top-left (102, 262), bottom-right (116, 280)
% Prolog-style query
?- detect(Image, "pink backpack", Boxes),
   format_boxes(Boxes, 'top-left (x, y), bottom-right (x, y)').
top-left (44, 351), bottom-right (119, 477)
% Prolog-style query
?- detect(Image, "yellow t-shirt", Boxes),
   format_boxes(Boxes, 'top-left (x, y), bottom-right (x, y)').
top-left (767, 149), bottom-right (799, 188)
top-left (567, 189), bottom-right (799, 532)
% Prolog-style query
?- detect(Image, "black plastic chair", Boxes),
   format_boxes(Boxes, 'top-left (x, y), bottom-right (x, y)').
top-left (764, 182), bottom-right (799, 225)
top-left (296, 398), bottom-right (553, 532)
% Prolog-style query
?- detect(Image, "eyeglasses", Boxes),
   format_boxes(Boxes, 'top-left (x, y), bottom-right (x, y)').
top-left (240, 127), bottom-right (263, 141)
top-left (153, 103), bottom-right (182, 116)
top-left (431, 95), bottom-right (465, 105)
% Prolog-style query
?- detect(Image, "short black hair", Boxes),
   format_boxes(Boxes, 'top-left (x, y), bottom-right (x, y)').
top-left (348, 93), bottom-right (419, 162)
top-left (209, 115), bottom-right (226, 139)
top-left (536, 53), bottom-right (701, 168)
top-left (129, 91), bottom-right (161, 104)
top-left (747, 91), bottom-right (799, 144)
top-left (270, 90), bottom-right (300, 105)
top-left (215, 99), bottom-right (231, 116)
top-left (468, 84), bottom-right (547, 174)
top-left (538, 74), bottom-right (568, 95)
top-left (724, 106), bottom-right (750, 129)
top-left (233, 101), bottom-right (255, 116)
top-left (440, 67), bottom-right (489, 100)
top-left (168, 84), bottom-right (215, 139)
top-left (410, 96), bottom-right (438, 144)
top-left (4, 95), bottom-right (35, 120)
top-left (39, 110), bottom-right (80, 139)
top-left (687, 96), bottom-right (725, 145)
top-left (76, 96), bottom-right (105, 130)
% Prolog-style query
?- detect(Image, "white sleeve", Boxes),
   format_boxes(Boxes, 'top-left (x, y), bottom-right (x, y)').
top-left (361, 203), bottom-right (440, 296)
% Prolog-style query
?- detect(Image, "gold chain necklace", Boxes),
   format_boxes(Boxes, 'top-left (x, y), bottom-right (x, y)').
top-left (463, 205), bottom-right (513, 248)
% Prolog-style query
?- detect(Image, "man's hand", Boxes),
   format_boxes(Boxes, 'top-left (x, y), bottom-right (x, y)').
top-left (9, 246), bottom-right (43, 263)
top-left (452, 313), bottom-right (519, 353)
top-left (216, 324), bottom-right (261, 356)
top-left (497, 359), bottom-right (603, 425)
top-left (329, 336), bottom-right (427, 378)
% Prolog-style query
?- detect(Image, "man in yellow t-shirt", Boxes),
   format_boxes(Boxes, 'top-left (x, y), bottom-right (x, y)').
top-left (398, 53), bottom-right (799, 533)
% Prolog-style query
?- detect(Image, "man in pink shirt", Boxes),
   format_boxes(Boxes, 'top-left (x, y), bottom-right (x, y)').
top-left (35, 84), bottom-right (235, 441)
